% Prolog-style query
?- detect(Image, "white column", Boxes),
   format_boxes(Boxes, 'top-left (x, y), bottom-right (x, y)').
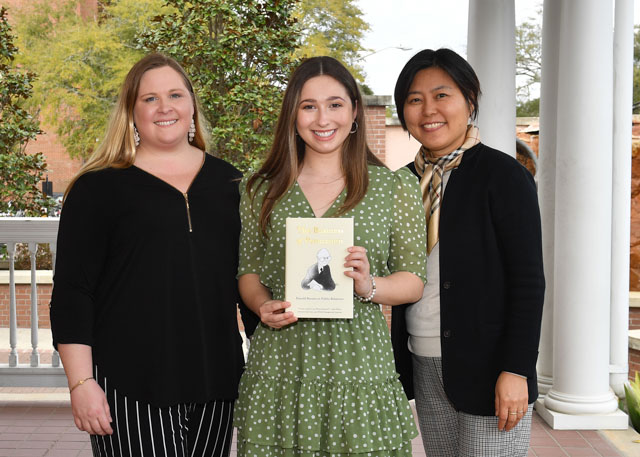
top-left (536, 0), bottom-right (626, 430)
top-left (29, 243), bottom-right (40, 367)
top-left (535, 0), bottom-right (561, 398)
top-left (8, 243), bottom-right (17, 367)
top-left (467, 0), bottom-right (516, 157)
top-left (610, 0), bottom-right (633, 398)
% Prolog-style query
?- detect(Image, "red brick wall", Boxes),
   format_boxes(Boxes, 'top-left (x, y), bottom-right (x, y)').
top-left (0, 284), bottom-right (52, 328)
top-left (631, 349), bottom-right (640, 382)
top-left (24, 125), bottom-right (83, 195)
top-left (364, 105), bottom-right (387, 163)
top-left (630, 308), bottom-right (640, 331)
top-left (631, 138), bottom-right (640, 291)
top-left (381, 305), bottom-right (391, 330)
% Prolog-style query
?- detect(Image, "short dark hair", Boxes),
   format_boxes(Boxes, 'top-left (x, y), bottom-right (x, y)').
top-left (394, 48), bottom-right (481, 130)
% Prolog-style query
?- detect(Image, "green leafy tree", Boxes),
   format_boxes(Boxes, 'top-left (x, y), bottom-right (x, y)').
top-left (15, 0), bottom-right (170, 159)
top-left (0, 6), bottom-right (53, 216)
top-left (516, 97), bottom-right (540, 117)
top-left (294, 0), bottom-right (370, 83)
top-left (140, 0), bottom-right (300, 172)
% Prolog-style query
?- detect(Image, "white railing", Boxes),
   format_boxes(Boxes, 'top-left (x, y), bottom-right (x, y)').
top-left (0, 217), bottom-right (66, 386)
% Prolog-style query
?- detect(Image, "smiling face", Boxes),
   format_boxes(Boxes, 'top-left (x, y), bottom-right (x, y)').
top-left (403, 66), bottom-right (472, 157)
top-left (295, 75), bottom-right (357, 158)
top-left (133, 66), bottom-right (194, 151)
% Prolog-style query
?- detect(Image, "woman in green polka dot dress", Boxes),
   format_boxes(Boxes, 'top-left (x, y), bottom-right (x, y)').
top-left (234, 56), bottom-right (428, 457)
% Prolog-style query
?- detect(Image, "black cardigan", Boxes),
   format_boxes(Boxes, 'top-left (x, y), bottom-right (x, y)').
top-left (392, 143), bottom-right (545, 416)
top-left (51, 153), bottom-right (251, 407)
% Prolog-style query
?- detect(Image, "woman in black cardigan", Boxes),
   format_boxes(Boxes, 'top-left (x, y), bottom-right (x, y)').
top-left (391, 49), bottom-right (545, 456)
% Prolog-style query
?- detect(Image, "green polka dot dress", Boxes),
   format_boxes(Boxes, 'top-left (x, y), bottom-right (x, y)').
top-left (234, 165), bottom-right (427, 457)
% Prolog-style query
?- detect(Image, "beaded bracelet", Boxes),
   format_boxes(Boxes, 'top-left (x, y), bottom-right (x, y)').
top-left (354, 274), bottom-right (376, 303)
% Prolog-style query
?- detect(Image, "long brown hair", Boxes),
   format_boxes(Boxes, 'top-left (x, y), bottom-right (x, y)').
top-left (248, 56), bottom-right (385, 236)
top-left (64, 53), bottom-right (207, 198)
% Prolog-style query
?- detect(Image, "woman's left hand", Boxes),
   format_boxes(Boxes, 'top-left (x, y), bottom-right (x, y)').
top-left (495, 371), bottom-right (529, 431)
top-left (344, 246), bottom-right (372, 297)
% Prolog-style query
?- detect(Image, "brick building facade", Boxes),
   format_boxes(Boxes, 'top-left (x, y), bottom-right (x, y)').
top-left (363, 96), bottom-right (389, 163)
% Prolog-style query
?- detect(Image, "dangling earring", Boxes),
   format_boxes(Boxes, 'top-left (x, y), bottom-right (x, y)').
top-left (188, 117), bottom-right (196, 143)
top-left (350, 121), bottom-right (358, 134)
top-left (408, 131), bottom-right (411, 139)
top-left (133, 125), bottom-right (140, 146)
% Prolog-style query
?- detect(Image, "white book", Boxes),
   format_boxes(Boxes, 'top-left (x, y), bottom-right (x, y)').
top-left (285, 217), bottom-right (354, 319)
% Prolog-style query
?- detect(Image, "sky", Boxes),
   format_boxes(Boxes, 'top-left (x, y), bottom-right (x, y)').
top-left (357, 0), bottom-right (640, 97)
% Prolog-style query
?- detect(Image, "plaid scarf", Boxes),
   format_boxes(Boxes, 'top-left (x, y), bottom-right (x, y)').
top-left (414, 125), bottom-right (481, 253)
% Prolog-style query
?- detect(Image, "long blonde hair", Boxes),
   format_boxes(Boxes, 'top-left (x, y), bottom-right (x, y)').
top-left (65, 53), bottom-right (207, 198)
top-left (248, 56), bottom-right (385, 236)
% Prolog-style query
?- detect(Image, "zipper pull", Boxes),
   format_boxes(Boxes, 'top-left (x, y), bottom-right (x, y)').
top-left (183, 193), bottom-right (193, 233)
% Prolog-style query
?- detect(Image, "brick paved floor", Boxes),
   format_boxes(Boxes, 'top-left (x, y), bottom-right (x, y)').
top-left (0, 395), bottom-right (633, 457)
top-left (528, 413), bottom-right (626, 457)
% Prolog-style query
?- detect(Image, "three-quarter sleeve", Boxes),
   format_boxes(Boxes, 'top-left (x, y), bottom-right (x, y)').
top-left (237, 176), bottom-right (267, 276)
top-left (388, 168), bottom-right (427, 282)
top-left (50, 174), bottom-right (111, 348)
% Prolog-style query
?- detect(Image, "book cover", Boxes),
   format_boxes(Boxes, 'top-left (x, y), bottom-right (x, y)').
top-left (285, 217), bottom-right (354, 319)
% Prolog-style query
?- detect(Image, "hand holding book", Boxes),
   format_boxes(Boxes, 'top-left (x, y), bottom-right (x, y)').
top-left (343, 246), bottom-right (373, 298)
top-left (258, 298), bottom-right (297, 329)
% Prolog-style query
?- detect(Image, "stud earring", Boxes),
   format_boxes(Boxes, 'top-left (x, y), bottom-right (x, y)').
top-left (350, 121), bottom-right (358, 134)
top-left (188, 117), bottom-right (196, 143)
top-left (133, 125), bottom-right (140, 146)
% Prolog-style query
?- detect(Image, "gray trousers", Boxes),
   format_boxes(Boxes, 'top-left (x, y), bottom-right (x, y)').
top-left (412, 354), bottom-right (532, 457)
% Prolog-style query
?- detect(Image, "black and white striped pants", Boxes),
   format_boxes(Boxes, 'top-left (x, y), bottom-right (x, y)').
top-left (90, 367), bottom-right (234, 457)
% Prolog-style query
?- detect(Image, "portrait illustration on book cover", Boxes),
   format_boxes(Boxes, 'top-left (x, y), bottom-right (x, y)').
top-left (301, 248), bottom-right (336, 291)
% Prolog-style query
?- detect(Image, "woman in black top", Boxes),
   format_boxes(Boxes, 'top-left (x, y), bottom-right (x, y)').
top-left (391, 49), bottom-right (544, 457)
top-left (50, 53), bottom-right (252, 457)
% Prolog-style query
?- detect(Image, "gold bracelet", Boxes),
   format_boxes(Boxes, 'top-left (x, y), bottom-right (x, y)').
top-left (69, 376), bottom-right (94, 393)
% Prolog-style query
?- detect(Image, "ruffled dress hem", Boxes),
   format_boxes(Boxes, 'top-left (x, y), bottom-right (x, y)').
top-left (234, 371), bottom-right (418, 456)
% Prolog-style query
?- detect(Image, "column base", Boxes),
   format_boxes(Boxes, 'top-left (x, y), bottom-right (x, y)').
top-left (537, 374), bottom-right (553, 397)
top-left (544, 387), bottom-right (619, 415)
top-left (535, 398), bottom-right (628, 430)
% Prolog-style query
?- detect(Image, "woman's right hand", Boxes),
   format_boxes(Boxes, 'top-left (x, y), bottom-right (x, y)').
top-left (70, 379), bottom-right (113, 435)
top-left (259, 299), bottom-right (297, 329)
